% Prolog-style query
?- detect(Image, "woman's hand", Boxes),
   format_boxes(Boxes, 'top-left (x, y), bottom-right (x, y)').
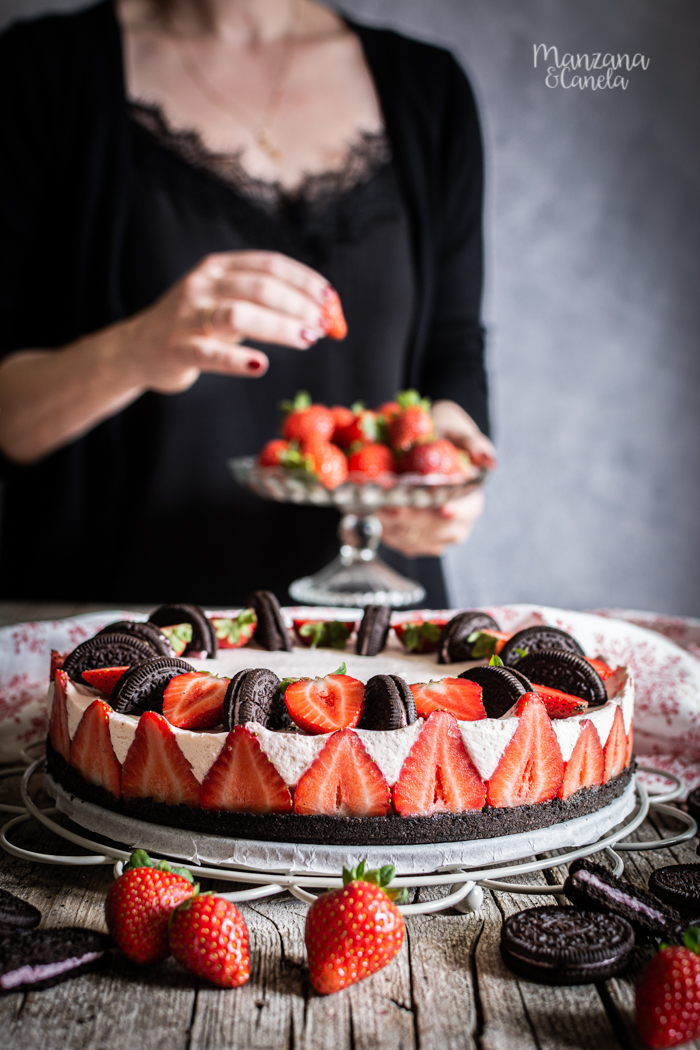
top-left (377, 400), bottom-right (497, 559)
top-left (0, 250), bottom-right (331, 464)
top-left (124, 250), bottom-right (332, 392)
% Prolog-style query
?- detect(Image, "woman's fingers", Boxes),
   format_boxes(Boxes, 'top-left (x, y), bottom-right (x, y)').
top-left (378, 490), bottom-right (485, 557)
top-left (211, 271), bottom-right (325, 328)
top-left (206, 251), bottom-right (330, 305)
top-left (203, 299), bottom-right (324, 349)
top-left (431, 399), bottom-right (499, 470)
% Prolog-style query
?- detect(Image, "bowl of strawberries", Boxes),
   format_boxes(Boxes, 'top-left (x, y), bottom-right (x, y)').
top-left (230, 390), bottom-right (488, 607)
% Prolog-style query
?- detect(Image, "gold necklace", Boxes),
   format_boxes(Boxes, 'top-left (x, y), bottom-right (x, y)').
top-left (177, 3), bottom-right (299, 163)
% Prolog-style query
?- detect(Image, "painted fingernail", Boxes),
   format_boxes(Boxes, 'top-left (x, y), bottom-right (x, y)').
top-left (247, 358), bottom-right (262, 371)
top-left (300, 327), bottom-right (321, 344)
top-left (321, 285), bottom-right (334, 301)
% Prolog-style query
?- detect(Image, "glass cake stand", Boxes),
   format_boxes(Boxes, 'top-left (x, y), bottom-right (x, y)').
top-left (230, 456), bottom-right (487, 608)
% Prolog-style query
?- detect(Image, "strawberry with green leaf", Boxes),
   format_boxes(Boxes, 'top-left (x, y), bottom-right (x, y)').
top-left (212, 609), bottom-right (257, 649)
top-left (388, 390), bottom-right (434, 452)
top-left (467, 629), bottom-right (511, 659)
top-left (292, 618), bottom-right (355, 650)
top-left (280, 391), bottom-right (335, 444)
top-left (305, 861), bottom-right (407, 994)
top-left (394, 619), bottom-right (448, 654)
top-left (160, 623), bottom-right (193, 656)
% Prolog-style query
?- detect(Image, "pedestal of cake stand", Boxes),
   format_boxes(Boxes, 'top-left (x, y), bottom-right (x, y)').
top-left (288, 513), bottom-right (425, 608)
top-left (230, 456), bottom-right (488, 608)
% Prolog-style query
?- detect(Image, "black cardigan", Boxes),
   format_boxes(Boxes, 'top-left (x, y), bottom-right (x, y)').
top-left (0, 1), bottom-right (487, 601)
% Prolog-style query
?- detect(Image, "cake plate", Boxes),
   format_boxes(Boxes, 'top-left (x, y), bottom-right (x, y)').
top-left (1, 756), bottom-right (695, 918)
top-left (230, 456), bottom-right (487, 608)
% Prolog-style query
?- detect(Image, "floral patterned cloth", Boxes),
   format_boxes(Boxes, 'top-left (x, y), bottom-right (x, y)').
top-left (2, 605), bottom-right (699, 797)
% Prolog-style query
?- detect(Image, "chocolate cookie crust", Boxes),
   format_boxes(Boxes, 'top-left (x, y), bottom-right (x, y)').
top-left (46, 742), bottom-right (633, 847)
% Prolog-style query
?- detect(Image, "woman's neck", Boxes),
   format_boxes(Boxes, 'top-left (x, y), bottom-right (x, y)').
top-left (143, 0), bottom-right (339, 44)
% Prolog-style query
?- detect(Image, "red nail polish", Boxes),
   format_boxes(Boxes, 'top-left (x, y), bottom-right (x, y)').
top-left (247, 359), bottom-right (262, 371)
top-left (300, 328), bottom-right (320, 344)
top-left (321, 285), bottom-right (334, 301)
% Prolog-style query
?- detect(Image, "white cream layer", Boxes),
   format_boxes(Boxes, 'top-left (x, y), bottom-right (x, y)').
top-left (57, 645), bottom-right (634, 788)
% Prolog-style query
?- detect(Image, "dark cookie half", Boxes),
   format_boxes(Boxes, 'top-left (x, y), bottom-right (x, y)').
top-left (62, 634), bottom-right (155, 686)
top-left (649, 864), bottom-right (700, 919)
top-left (358, 675), bottom-right (417, 730)
top-left (98, 620), bottom-right (174, 658)
top-left (564, 859), bottom-right (683, 942)
top-left (504, 666), bottom-right (535, 692)
top-left (110, 657), bottom-right (195, 715)
top-left (500, 624), bottom-right (584, 666)
top-left (688, 786), bottom-right (700, 827)
top-left (247, 591), bottom-right (293, 652)
top-left (501, 905), bottom-right (634, 985)
top-left (513, 650), bottom-right (607, 707)
top-left (458, 666), bottom-right (528, 719)
top-left (0, 927), bottom-right (110, 993)
top-left (355, 605), bottom-right (391, 656)
top-left (437, 611), bottom-right (500, 664)
top-left (223, 668), bottom-right (290, 731)
top-left (148, 603), bottom-right (217, 657)
top-left (0, 889), bottom-right (41, 931)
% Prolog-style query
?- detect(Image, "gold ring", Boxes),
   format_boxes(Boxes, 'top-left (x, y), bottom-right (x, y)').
top-left (198, 305), bottom-right (216, 334)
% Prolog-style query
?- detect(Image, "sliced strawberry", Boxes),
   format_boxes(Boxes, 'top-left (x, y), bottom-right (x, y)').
top-left (293, 729), bottom-right (390, 817)
top-left (200, 725), bottom-right (292, 814)
top-left (410, 678), bottom-right (486, 722)
top-left (285, 673), bottom-right (364, 734)
top-left (121, 711), bottom-right (200, 807)
top-left (162, 672), bottom-right (229, 730)
top-left (49, 669), bottom-right (71, 762)
top-left (516, 684), bottom-right (588, 719)
top-left (69, 699), bottom-right (122, 798)
top-left (49, 649), bottom-right (65, 681)
top-left (393, 710), bottom-right (485, 816)
top-left (603, 705), bottom-right (627, 783)
top-left (467, 629), bottom-right (511, 659)
top-left (626, 720), bottom-right (634, 768)
top-left (212, 609), bottom-right (257, 649)
top-left (82, 666), bottom-right (129, 697)
top-left (394, 620), bottom-right (448, 654)
top-left (320, 289), bottom-right (348, 341)
top-left (586, 657), bottom-right (614, 681)
top-left (559, 719), bottom-right (604, 800)
top-left (487, 693), bottom-right (564, 807)
top-left (292, 618), bottom-right (355, 650)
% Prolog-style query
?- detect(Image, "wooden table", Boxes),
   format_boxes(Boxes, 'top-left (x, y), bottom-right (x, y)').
top-left (0, 603), bottom-right (698, 1050)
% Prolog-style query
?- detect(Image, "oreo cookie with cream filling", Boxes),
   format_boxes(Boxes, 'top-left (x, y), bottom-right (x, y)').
top-left (357, 675), bottom-right (417, 730)
top-left (0, 889), bottom-right (41, 932)
top-left (514, 650), bottom-right (607, 707)
top-left (247, 591), bottom-right (293, 652)
top-left (110, 657), bottom-right (195, 715)
top-left (648, 864), bottom-right (700, 919)
top-left (148, 603), bottom-right (217, 658)
top-left (457, 665), bottom-right (528, 719)
top-left (61, 634), bottom-right (155, 687)
top-left (0, 927), bottom-right (110, 993)
top-left (564, 858), bottom-right (684, 942)
top-left (500, 905), bottom-right (634, 985)
top-left (97, 620), bottom-right (174, 658)
top-left (355, 605), bottom-right (391, 657)
top-left (500, 624), bottom-right (584, 666)
top-left (437, 611), bottom-right (500, 664)
top-left (223, 668), bottom-right (290, 731)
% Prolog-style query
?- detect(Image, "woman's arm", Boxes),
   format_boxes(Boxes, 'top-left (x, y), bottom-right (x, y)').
top-left (0, 251), bottom-right (330, 464)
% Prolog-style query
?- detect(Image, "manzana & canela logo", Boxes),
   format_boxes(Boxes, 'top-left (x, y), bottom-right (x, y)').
top-left (533, 44), bottom-right (650, 90)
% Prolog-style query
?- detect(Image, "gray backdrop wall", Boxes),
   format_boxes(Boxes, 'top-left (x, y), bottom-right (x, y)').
top-left (2, 0), bottom-right (699, 615)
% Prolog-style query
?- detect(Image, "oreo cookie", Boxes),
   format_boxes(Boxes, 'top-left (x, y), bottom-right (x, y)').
top-left (0, 927), bottom-right (110, 993)
top-left (62, 634), bottom-right (155, 686)
top-left (148, 603), bottom-right (217, 658)
top-left (247, 591), bottom-right (293, 652)
top-left (513, 650), bottom-right (607, 707)
top-left (458, 665), bottom-right (528, 719)
top-left (501, 905), bottom-right (634, 985)
top-left (649, 864), bottom-right (700, 919)
top-left (223, 668), bottom-right (290, 731)
top-left (500, 624), bottom-right (584, 666)
top-left (98, 620), bottom-right (174, 658)
top-left (0, 889), bottom-right (41, 932)
top-left (437, 611), bottom-right (500, 664)
top-left (355, 605), bottom-right (391, 657)
top-left (358, 675), bottom-right (417, 730)
top-left (564, 859), bottom-right (684, 942)
top-left (110, 657), bottom-right (195, 715)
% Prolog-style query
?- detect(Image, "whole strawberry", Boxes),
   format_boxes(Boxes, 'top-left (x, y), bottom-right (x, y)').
top-left (281, 391), bottom-right (335, 444)
top-left (334, 406), bottom-right (379, 449)
top-left (347, 443), bottom-right (396, 478)
top-left (169, 894), bottom-right (250, 988)
top-left (636, 928), bottom-right (700, 1048)
top-left (388, 390), bottom-right (434, 452)
top-left (301, 438), bottom-right (348, 489)
top-left (105, 849), bottom-right (196, 965)
top-left (321, 288), bottom-right (348, 340)
top-left (399, 439), bottom-right (468, 477)
top-left (305, 861), bottom-right (406, 994)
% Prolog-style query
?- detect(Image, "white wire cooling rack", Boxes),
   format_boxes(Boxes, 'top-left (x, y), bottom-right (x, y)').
top-left (0, 754), bottom-right (695, 917)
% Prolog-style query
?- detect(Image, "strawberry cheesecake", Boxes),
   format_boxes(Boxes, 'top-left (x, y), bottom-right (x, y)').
top-left (44, 603), bottom-right (635, 847)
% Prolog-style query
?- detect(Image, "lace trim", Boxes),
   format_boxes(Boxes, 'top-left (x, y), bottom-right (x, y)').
top-left (129, 100), bottom-right (392, 212)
